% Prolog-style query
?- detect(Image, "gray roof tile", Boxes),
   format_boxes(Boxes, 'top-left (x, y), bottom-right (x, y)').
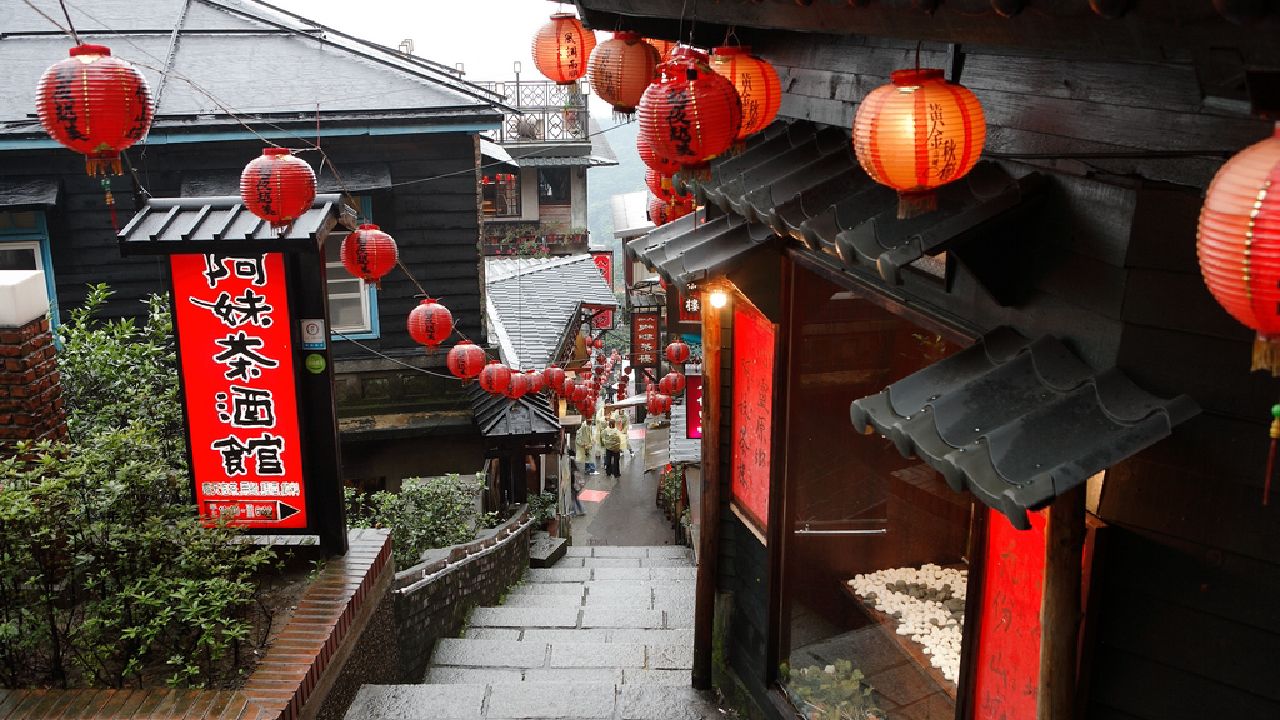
top-left (485, 255), bottom-right (616, 370)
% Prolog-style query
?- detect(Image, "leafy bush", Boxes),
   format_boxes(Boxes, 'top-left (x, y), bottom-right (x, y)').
top-left (0, 285), bottom-right (272, 689)
top-left (780, 660), bottom-right (885, 720)
top-left (345, 473), bottom-right (489, 567)
top-left (527, 491), bottom-right (557, 526)
top-left (660, 467), bottom-right (683, 513)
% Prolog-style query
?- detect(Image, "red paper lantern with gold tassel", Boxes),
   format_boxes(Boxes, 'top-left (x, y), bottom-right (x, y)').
top-left (637, 47), bottom-right (742, 170)
top-left (589, 31), bottom-right (660, 118)
top-left (532, 13), bottom-right (596, 85)
top-left (709, 46), bottom-right (781, 140)
top-left (407, 298), bottom-right (452, 347)
top-left (648, 194), bottom-right (695, 227)
top-left (447, 342), bottom-right (486, 379)
top-left (341, 224), bottom-right (399, 288)
top-left (852, 68), bottom-right (986, 218)
top-left (36, 44), bottom-right (153, 176)
top-left (240, 148), bottom-right (317, 230)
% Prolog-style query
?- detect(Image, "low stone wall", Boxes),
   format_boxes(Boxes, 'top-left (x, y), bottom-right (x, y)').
top-left (392, 508), bottom-right (534, 682)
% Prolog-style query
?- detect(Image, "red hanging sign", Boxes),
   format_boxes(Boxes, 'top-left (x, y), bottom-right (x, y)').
top-left (590, 251), bottom-right (615, 329)
top-left (685, 371), bottom-right (703, 439)
top-left (731, 305), bottom-right (773, 535)
top-left (677, 290), bottom-right (702, 324)
top-left (631, 311), bottom-right (660, 369)
top-left (171, 253), bottom-right (308, 529)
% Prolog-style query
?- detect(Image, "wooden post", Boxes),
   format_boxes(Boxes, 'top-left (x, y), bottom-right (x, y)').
top-left (692, 292), bottom-right (722, 690)
top-left (1037, 485), bottom-right (1085, 718)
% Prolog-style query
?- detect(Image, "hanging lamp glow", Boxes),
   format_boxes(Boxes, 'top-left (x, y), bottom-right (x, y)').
top-left (709, 46), bottom-right (781, 140)
top-left (532, 13), bottom-right (596, 85)
top-left (852, 68), bottom-right (986, 218)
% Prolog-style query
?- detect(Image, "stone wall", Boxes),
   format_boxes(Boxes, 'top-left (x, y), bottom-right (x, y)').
top-left (393, 508), bottom-right (534, 681)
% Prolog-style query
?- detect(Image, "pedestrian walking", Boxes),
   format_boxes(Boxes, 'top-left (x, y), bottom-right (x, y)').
top-left (612, 408), bottom-right (632, 458)
top-left (568, 458), bottom-right (585, 516)
top-left (601, 419), bottom-right (624, 479)
top-left (576, 420), bottom-right (596, 475)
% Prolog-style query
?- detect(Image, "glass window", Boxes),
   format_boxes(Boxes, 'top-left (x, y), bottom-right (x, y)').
top-left (779, 269), bottom-right (973, 720)
top-left (483, 172), bottom-right (521, 218)
top-left (0, 212), bottom-right (58, 328)
top-left (325, 197), bottom-right (377, 337)
top-left (0, 241), bottom-right (39, 271)
top-left (537, 167), bottom-right (571, 205)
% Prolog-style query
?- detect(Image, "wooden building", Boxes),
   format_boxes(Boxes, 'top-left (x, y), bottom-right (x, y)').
top-left (600, 1), bottom-right (1280, 718)
top-left (0, 0), bottom-right (510, 491)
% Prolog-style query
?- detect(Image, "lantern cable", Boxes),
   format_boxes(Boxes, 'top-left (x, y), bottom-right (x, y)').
top-left (56, 0), bottom-right (81, 45)
top-left (20, 1), bottom-right (76, 44)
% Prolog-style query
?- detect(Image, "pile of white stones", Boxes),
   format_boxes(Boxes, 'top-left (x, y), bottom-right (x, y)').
top-left (847, 564), bottom-right (967, 684)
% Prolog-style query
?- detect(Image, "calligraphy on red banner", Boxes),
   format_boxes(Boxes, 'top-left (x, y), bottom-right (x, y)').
top-left (731, 305), bottom-right (773, 535)
top-left (590, 252), bottom-right (614, 329)
top-left (685, 371), bottom-right (703, 440)
top-left (172, 253), bottom-right (308, 529)
top-left (631, 311), bottom-right (660, 368)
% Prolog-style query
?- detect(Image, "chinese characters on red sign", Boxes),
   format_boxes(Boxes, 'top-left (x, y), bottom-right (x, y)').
top-left (590, 251), bottom-right (614, 329)
top-left (972, 508), bottom-right (1045, 719)
top-left (731, 305), bottom-right (773, 535)
top-left (685, 371), bottom-right (703, 440)
top-left (171, 253), bottom-right (308, 529)
top-left (631, 311), bottom-right (660, 369)
top-left (677, 290), bottom-right (701, 324)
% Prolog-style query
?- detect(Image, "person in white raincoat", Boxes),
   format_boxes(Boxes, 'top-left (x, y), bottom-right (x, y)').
top-left (575, 419), bottom-right (596, 474)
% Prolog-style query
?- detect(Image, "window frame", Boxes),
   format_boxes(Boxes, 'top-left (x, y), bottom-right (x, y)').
top-left (325, 196), bottom-right (380, 340)
top-left (482, 171), bottom-right (522, 219)
top-left (0, 211), bottom-right (58, 330)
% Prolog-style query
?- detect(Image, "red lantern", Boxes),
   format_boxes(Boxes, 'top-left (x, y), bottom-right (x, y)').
top-left (479, 361), bottom-right (512, 395)
top-left (1198, 122), bottom-right (1280, 373)
top-left (665, 341), bottom-right (690, 364)
top-left (853, 68), bottom-right (986, 218)
top-left (593, 337), bottom-right (605, 349)
top-left (407, 298), bottom-right (452, 347)
top-left (527, 370), bottom-right (547, 394)
top-left (532, 13), bottom-right (596, 85)
top-left (36, 44), bottom-right (153, 176)
top-left (447, 342), bottom-right (486, 379)
top-left (341, 224), bottom-right (399, 288)
top-left (709, 47), bottom-right (781, 141)
top-left (645, 168), bottom-right (690, 204)
top-left (637, 121), bottom-right (683, 176)
top-left (658, 375), bottom-right (672, 395)
top-left (545, 366), bottom-right (567, 394)
top-left (239, 148), bottom-right (317, 229)
top-left (648, 194), bottom-right (695, 227)
top-left (638, 47), bottom-right (742, 169)
top-left (646, 39), bottom-right (677, 63)
top-left (503, 372), bottom-right (531, 400)
top-left (589, 31), bottom-right (660, 116)
top-left (662, 371), bottom-right (686, 395)
top-left (647, 393), bottom-right (672, 414)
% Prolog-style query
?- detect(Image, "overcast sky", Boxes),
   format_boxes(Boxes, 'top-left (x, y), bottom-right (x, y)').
top-left (270, 0), bottom-right (576, 87)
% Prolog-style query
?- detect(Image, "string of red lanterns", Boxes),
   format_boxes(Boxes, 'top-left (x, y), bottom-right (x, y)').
top-left (340, 223), bottom-right (399, 288)
top-left (407, 298), bottom-right (453, 348)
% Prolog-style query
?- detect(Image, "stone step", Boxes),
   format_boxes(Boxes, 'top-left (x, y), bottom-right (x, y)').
top-left (552, 556), bottom-right (696, 569)
top-left (563, 545), bottom-right (693, 559)
top-left (346, 682), bottom-right (721, 720)
top-left (523, 567), bottom-right (697, 584)
top-left (421, 667), bottom-right (692, 686)
top-left (429, 638), bottom-right (694, 672)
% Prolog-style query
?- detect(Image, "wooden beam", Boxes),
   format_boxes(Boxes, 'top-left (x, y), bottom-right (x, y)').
top-left (1037, 485), bottom-right (1086, 718)
top-left (692, 289), bottom-right (723, 690)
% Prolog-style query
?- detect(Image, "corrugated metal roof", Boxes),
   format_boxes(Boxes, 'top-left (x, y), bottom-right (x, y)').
top-left (117, 193), bottom-right (354, 256)
top-left (513, 155), bottom-right (616, 167)
top-left (0, 0), bottom-right (505, 138)
top-left (484, 255), bottom-right (617, 370)
top-left (669, 400), bottom-right (701, 465)
top-left (850, 327), bottom-right (1198, 530)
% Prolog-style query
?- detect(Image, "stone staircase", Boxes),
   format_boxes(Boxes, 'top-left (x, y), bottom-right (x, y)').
top-left (346, 545), bottom-right (722, 720)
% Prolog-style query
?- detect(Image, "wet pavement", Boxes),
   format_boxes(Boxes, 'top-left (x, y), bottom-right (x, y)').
top-left (568, 425), bottom-right (677, 547)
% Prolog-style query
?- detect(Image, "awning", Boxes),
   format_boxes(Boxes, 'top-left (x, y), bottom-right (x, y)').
top-left (468, 383), bottom-right (560, 458)
top-left (180, 164), bottom-right (392, 197)
top-left (611, 191), bottom-right (655, 240)
top-left (514, 155), bottom-right (616, 167)
top-left (117, 194), bottom-right (355, 256)
top-left (849, 327), bottom-right (1199, 529)
top-left (626, 212), bottom-right (779, 290)
top-left (480, 139), bottom-right (518, 168)
top-left (0, 178), bottom-right (59, 209)
top-left (669, 400), bottom-right (701, 464)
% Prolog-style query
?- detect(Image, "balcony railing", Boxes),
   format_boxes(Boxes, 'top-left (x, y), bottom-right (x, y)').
top-left (483, 230), bottom-right (590, 257)
top-left (476, 79), bottom-right (591, 145)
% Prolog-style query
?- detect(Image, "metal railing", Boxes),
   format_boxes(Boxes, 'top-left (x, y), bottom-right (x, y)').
top-left (482, 231), bottom-right (590, 256)
top-left (475, 79), bottom-right (591, 145)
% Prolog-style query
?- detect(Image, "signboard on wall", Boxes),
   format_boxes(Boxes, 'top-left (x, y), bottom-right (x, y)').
top-left (731, 304), bottom-right (774, 536)
top-left (972, 508), bottom-right (1046, 719)
top-left (590, 251), bottom-right (614, 329)
top-left (171, 253), bottom-right (308, 530)
top-left (677, 290), bottom-right (701, 324)
top-left (632, 311), bottom-right (660, 369)
top-left (685, 372), bottom-right (703, 439)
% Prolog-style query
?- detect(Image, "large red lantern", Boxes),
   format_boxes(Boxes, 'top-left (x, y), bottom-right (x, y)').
top-left (503, 372), bottom-right (531, 400)
top-left (648, 194), bottom-right (695, 227)
top-left (646, 168), bottom-right (690, 204)
top-left (479, 361), bottom-right (512, 395)
top-left (526, 370), bottom-right (547, 394)
top-left (637, 123), bottom-right (682, 176)
top-left (341, 224), bottom-right (399, 288)
top-left (36, 44), bottom-right (153, 176)
top-left (545, 366), bottom-right (567, 394)
top-left (589, 31), bottom-right (660, 117)
top-left (637, 47), bottom-right (742, 169)
top-left (1198, 122), bottom-right (1280, 373)
top-left (853, 68), bottom-right (986, 218)
top-left (661, 371), bottom-right (686, 396)
top-left (239, 148), bottom-right (317, 229)
top-left (709, 47), bottom-right (781, 140)
top-left (532, 13), bottom-right (596, 85)
top-left (647, 393), bottom-right (672, 415)
top-left (407, 298), bottom-right (452, 347)
top-left (665, 341), bottom-right (690, 364)
top-left (447, 342), bottom-right (486, 379)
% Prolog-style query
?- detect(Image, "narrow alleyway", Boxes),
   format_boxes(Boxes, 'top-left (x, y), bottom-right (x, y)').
top-left (346, 424), bottom-right (721, 719)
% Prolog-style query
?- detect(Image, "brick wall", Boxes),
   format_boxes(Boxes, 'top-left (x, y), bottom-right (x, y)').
top-left (0, 316), bottom-right (66, 449)
top-left (393, 508), bottom-right (533, 681)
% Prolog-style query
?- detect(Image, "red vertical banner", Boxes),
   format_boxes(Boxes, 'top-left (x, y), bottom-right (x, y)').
top-left (171, 253), bottom-right (308, 530)
top-left (731, 304), bottom-right (774, 535)
top-left (685, 372), bottom-right (703, 439)
top-left (632, 311), bottom-right (660, 370)
top-left (678, 289), bottom-right (702, 324)
top-left (590, 251), bottom-right (614, 329)
top-left (972, 508), bottom-right (1046, 719)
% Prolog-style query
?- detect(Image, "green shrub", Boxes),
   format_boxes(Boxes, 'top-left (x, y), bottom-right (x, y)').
top-left (527, 491), bottom-right (557, 525)
top-left (0, 285), bottom-right (272, 689)
top-left (345, 473), bottom-right (490, 567)
top-left (660, 467), bottom-right (683, 512)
